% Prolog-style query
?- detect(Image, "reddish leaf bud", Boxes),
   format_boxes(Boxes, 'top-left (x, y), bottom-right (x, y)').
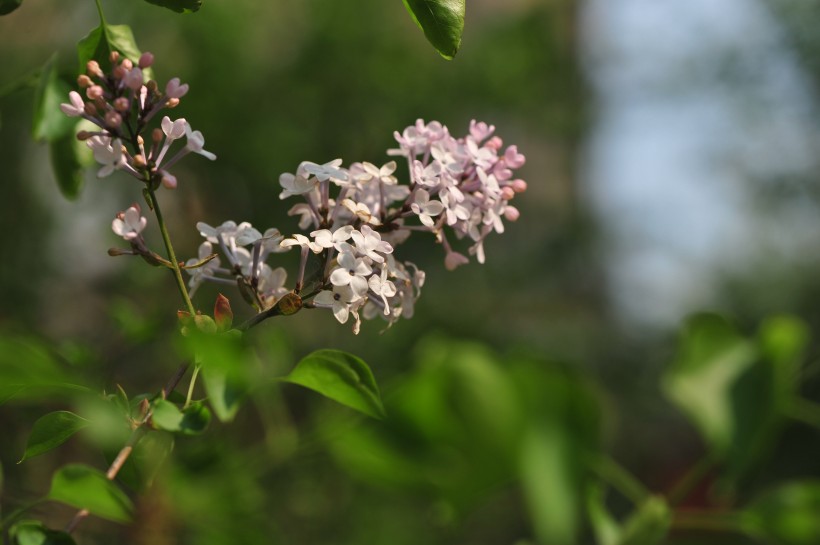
top-left (214, 294), bottom-right (233, 332)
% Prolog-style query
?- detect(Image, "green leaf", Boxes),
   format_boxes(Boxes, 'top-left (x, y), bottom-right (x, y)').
top-left (19, 411), bottom-right (89, 463)
top-left (9, 521), bottom-right (76, 545)
top-left (401, 0), bottom-right (465, 59)
top-left (77, 24), bottom-right (153, 81)
top-left (151, 400), bottom-right (211, 435)
top-left (201, 367), bottom-right (245, 422)
top-left (662, 313), bottom-right (758, 453)
top-left (758, 315), bottom-right (808, 403)
top-left (283, 349), bottom-right (385, 419)
top-left (519, 424), bottom-right (581, 545)
top-left (48, 464), bottom-right (133, 523)
top-left (586, 484), bottom-right (621, 545)
top-left (0, 0), bottom-right (22, 16)
top-left (617, 497), bottom-right (671, 545)
top-left (143, 0), bottom-right (202, 14)
top-left (32, 55), bottom-right (75, 142)
top-left (49, 126), bottom-right (88, 200)
top-left (742, 481), bottom-right (820, 545)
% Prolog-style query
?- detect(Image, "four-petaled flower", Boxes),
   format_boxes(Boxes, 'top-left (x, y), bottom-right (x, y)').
top-left (409, 189), bottom-right (444, 228)
top-left (112, 206), bottom-right (147, 240)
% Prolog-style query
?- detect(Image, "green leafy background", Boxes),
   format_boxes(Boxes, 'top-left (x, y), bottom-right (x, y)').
top-left (1, 0), bottom-right (820, 544)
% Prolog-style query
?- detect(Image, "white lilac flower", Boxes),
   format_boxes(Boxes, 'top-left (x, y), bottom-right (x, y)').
top-left (358, 161), bottom-right (398, 185)
top-left (235, 225), bottom-right (264, 246)
top-left (469, 120), bottom-right (495, 142)
top-left (409, 189), bottom-right (444, 228)
top-left (257, 264), bottom-right (289, 307)
top-left (302, 159), bottom-right (348, 183)
top-left (445, 249), bottom-right (469, 271)
top-left (59, 91), bottom-right (85, 117)
top-left (367, 267), bottom-right (397, 315)
top-left (342, 199), bottom-right (381, 225)
top-left (314, 284), bottom-right (361, 324)
top-left (87, 136), bottom-right (126, 177)
top-left (411, 160), bottom-right (442, 188)
top-left (184, 123), bottom-right (216, 160)
top-left (185, 241), bottom-right (221, 296)
top-left (350, 225), bottom-right (393, 263)
top-left (311, 226), bottom-right (353, 251)
top-left (329, 246), bottom-right (372, 296)
top-left (279, 173), bottom-right (317, 199)
top-left (112, 206), bottom-right (147, 241)
top-left (280, 233), bottom-right (323, 253)
top-left (287, 203), bottom-right (316, 229)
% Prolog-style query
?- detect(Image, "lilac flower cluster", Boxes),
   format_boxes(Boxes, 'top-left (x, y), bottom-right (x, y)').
top-left (60, 51), bottom-right (214, 187)
top-left (183, 119), bottom-right (525, 333)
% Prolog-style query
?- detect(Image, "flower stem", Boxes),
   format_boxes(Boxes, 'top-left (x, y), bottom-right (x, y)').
top-left (93, 0), bottom-right (106, 24)
top-left (147, 187), bottom-right (196, 315)
top-left (588, 454), bottom-right (650, 505)
top-left (185, 365), bottom-right (201, 408)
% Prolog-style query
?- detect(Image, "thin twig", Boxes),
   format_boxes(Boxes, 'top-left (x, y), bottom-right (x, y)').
top-left (65, 361), bottom-right (191, 535)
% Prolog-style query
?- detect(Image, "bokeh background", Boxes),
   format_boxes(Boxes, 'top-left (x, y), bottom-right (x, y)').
top-left (2, 0), bottom-right (820, 544)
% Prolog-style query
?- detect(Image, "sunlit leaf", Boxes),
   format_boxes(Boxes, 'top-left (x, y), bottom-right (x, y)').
top-left (662, 313), bottom-right (757, 452)
top-left (0, 0), bottom-right (22, 16)
top-left (742, 481), bottom-right (820, 545)
top-left (9, 521), bottom-right (76, 545)
top-left (48, 464), bottom-right (133, 523)
top-left (143, 0), bottom-right (202, 14)
top-left (283, 349), bottom-right (385, 419)
top-left (758, 315), bottom-right (808, 401)
top-left (19, 411), bottom-right (89, 463)
top-left (151, 400), bottom-right (211, 435)
top-left (617, 497), bottom-right (671, 545)
top-left (401, 0), bottom-right (465, 59)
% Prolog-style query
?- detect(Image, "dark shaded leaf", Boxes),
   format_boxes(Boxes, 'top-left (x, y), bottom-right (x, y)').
top-left (283, 349), bottom-right (385, 419)
top-left (19, 411), bottom-right (89, 462)
top-left (48, 464), bottom-right (133, 523)
top-left (143, 0), bottom-right (202, 14)
top-left (49, 125), bottom-right (87, 200)
top-left (401, 0), bottom-right (465, 59)
top-left (0, 0), bottom-right (22, 16)
top-left (9, 521), bottom-right (76, 545)
top-left (32, 55), bottom-right (75, 142)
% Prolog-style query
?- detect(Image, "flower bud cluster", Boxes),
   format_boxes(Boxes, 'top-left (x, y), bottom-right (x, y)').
top-left (184, 119), bottom-right (523, 333)
top-left (60, 51), bottom-right (214, 186)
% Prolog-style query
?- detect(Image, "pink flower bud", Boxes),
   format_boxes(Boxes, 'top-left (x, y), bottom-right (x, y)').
top-left (165, 77), bottom-right (189, 99)
top-left (504, 206), bottom-right (520, 222)
top-left (512, 179), bottom-right (527, 193)
top-left (161, 172), bottom-right (178, 189)
top-left (120, 58), bottom-right (133, 70)
top-left (86, 60), bottom-right (103, 78)
top-left (139, 52), bottom-right (154, 69)
top-left (486, 136), bottom-right (503, 150)
top-left (124, 67), bottom-right (144, 90)
top-left (166, 97), bottom-right (180, 108)
top-left (113, 66), bottom-right (127, 80)
top-left (501, 187), bottom-right (515, 200)
top-left (86, 85), bottom-right (104, 100)
top-left (109, 50), bottom-right (120, 63)
top-left (105, 111), bottom-right (123, 128)
top-left (114, 97), bottom-right (130, 112)
top-left (77, 75), bottom-right (92, 88)
top-left (504, 145), bottom-right (526, 168)
top-left (133, 154), bottom-right (147, 169)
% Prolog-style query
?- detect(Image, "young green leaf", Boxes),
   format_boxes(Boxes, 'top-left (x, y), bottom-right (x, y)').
top-left (19, 411), bottom-right (89, 463)
top-left (48, 464), bottom-right (133, 523)
top-left (201, 367), bottom-right (245, 423)
top-left (143, 0), bottom-right (202, 14)
top-left (49, 125), bottom-right (87, 200)
top-left (9, 521), bottom-right (76, 545)
top-left (77, 24), bottom-right (153, 81)
top-left (586, 484), bottom-right (622, 545)
top-left (283, 349), bottom-right (385, 419)
top-left (741, 481), bottom-right (820, 545)
top-left (151, 400), bottom-right (211, 435)
top-left (0, 0), bottom-right (22, 16)
top-left (401, 0), bottom-right (465, 60)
